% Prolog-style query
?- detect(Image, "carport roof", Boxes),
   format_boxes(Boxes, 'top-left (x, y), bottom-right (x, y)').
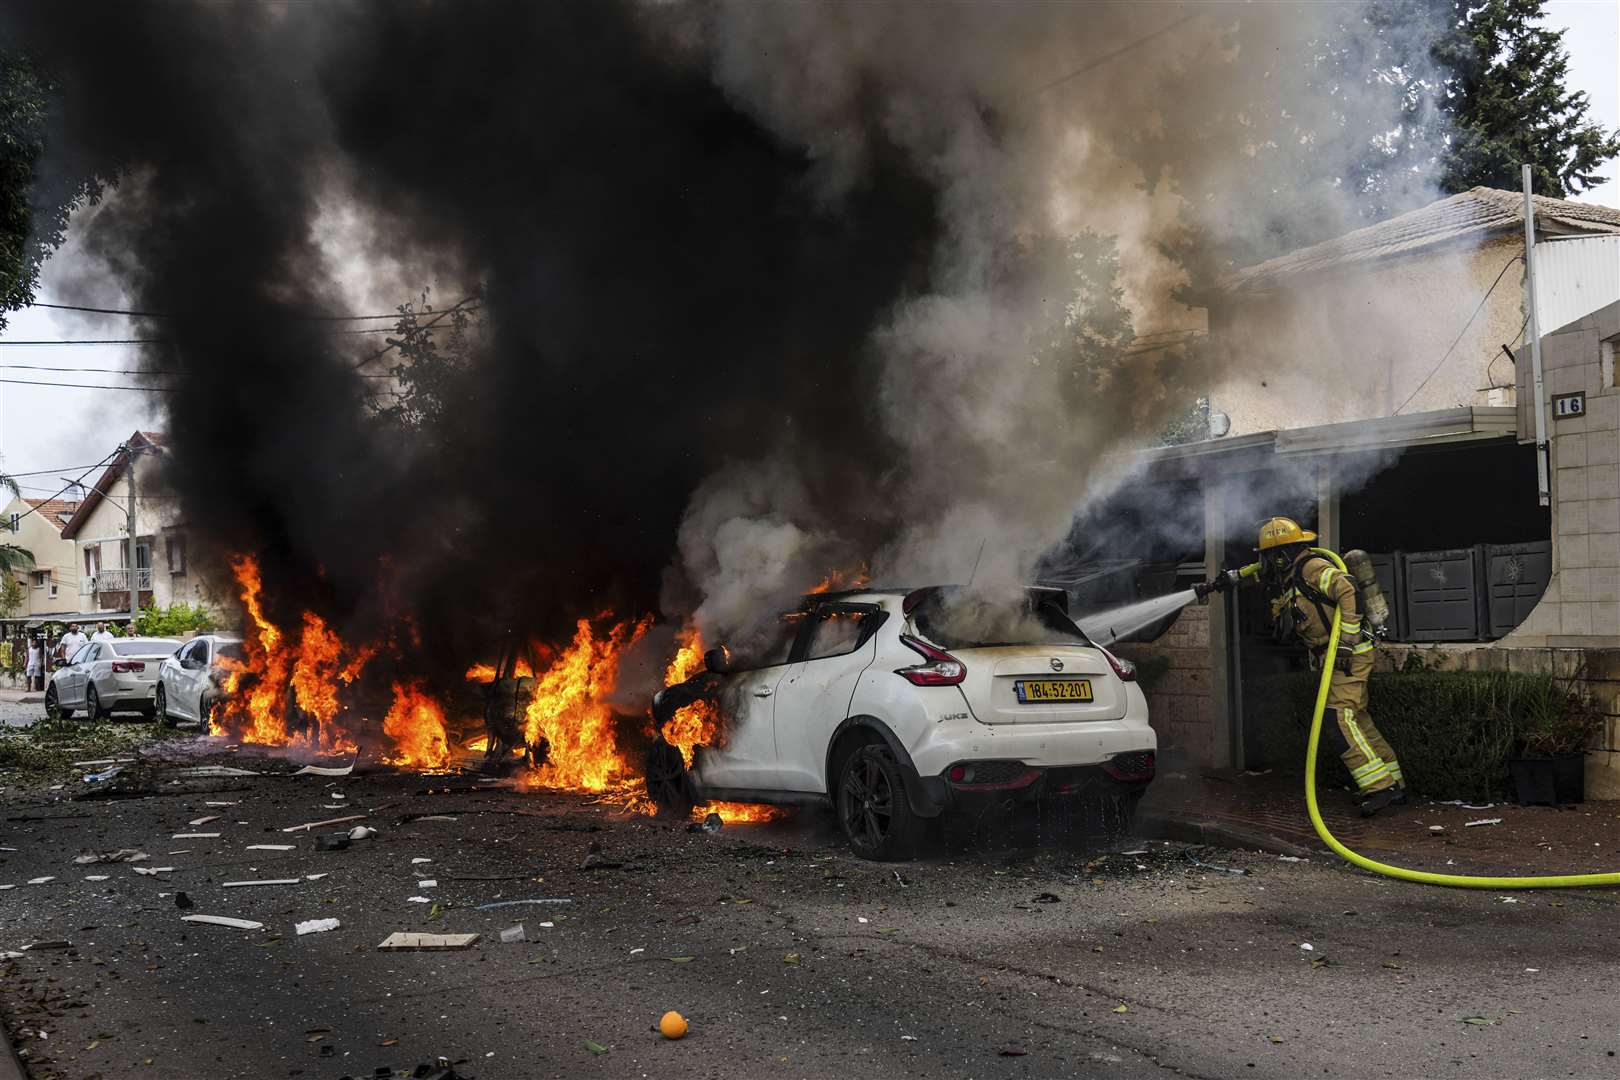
top-left (1129, 406), bottom-right (1518, 471)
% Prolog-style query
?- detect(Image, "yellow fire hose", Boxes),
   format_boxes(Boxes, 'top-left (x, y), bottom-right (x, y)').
top-left (1304, 548), bottom-right (1620, 889)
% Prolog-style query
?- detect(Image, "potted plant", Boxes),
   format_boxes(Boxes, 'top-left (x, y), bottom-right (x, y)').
top-left (1510, 686), bottom-right (1600, 805)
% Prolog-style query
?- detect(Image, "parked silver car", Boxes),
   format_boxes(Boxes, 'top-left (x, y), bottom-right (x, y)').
top-left (155, 634), bottom-right (245, 727)
top-left (45, 637), bottom-right (185, 720)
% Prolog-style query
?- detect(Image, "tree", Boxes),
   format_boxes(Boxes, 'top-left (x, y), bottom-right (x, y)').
top-left (0, 471), bottom-right (34, 578)
top-left (368, 290), bottom-right (480, 434)
top-left (133, 601), bottom-right (218, 637)
top-left (0, 52), bottom-right (104, 333)
top-left (0, 574), bottom-right (23, 619)
top-left (1424, 0), bottom-right (1620, 196)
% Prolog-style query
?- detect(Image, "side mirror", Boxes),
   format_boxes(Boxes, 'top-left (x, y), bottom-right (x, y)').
top-left (703, 646), bottom-right (732, 674)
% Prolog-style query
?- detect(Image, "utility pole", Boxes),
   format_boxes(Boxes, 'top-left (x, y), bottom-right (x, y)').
top-left (123, 441), bottom-right (140, 623)
top-left (1522, 165), bottom-right (1550, 507)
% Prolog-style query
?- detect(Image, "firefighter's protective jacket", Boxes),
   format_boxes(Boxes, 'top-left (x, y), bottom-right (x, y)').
top-left (1272, 553), bottom-right (1375, 659)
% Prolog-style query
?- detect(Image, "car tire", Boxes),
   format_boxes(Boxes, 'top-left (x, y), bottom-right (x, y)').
top-left (837, 744), bottom-right (922, 861)
top-left (44, 684), bottom-right (70, 722)
top-left (85, 684), bottom-right (108, 722)
top-left (644, 738), bottom-right (696, 818)
top-left (155, 685), bottom-right (174, 727)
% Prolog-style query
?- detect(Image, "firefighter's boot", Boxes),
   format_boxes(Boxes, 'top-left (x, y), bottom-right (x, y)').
top-left (1359, 783), bottom-right (1408, 817)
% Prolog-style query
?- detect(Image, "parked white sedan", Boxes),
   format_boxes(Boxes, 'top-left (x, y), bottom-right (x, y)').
top-left (155, 634), bottom-right (245, 727)
top-left (45, 637), bottom-right (185, 720)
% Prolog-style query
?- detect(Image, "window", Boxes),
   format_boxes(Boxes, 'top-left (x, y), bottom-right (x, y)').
top-left (725, 611), bottom-right (808, 671)
top-left (48, 576), bottom-right (57, 599)
top-left (8, 513), bottom-right (17, 533)
top-left (179, 640), bottom-right (206, 666)
top-left (135, 540), bottom-right (152, 570)
top-left (167, 534), bottom-right (187, 576)
top-left (112, 640), bottom-right (168, 656)
top-left (73, 644), bottom-right (96, 665)
top-left (84, 545), bottom-right (101, 578)
top-left (803, 606), bottom-right (877, 661)
top-left (910, 587), bottom-right (1091, 649)
top-left (30, 571), bottom-right (48, 590)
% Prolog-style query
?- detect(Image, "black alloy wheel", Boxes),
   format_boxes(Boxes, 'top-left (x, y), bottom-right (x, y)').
top-left (86, 684), bottom-right (106, 721)
top-left (44, 683), bottom-right (66, 722)
top-left (644, 739), bottom-right (695, 817)
top-left (155, 684), bottom-right (174, 727)
top-left (838, 744), bottom-right (920, 861)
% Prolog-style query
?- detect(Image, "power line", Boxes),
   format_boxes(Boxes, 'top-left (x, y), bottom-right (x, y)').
top-left (0, 362), bottom-right (394, 379)
top-left (1393, 254), bottom-right (1523, 415)
top-left (355, 294), bottom-right (481, 369)
top-left (1027, 12), bottom-right (1202, 99)
top-left (0, 325), bottom-right (429, 345)
top-left (5, 450), bottom-right (121, 531)
top-left (28, 300), bottom-right (480, 322)
top-left (0, 377), bottom-right (174, 392)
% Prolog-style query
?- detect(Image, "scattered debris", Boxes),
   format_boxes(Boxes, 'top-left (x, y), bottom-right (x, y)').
top-left (999, 1044), bottom-right (1028, 1057)
top-left (173, 765), bottom-right (260, 777)
top-left (314, 833), bottom-right (352, 851)
top-left (584, 1039), bottom-right (609, 1055)
top-left (133, 866), bottom-right (176, 876)
top-left (281, 815), bottom-right (366, 833)
top-left (182, 914), bottom-right (265, 930)
top-left (408, 896), bottom-right (433, 903)
top-left (26, 876), bottom-right (55, 885)
top-left (1465, 818), bottom-right (1503, 828)
top-left (296, 918), bottom-right (341, 936)
top-left (83, 766), bottom-right (124, 783)
top-left (73, 848), bottom-right (149, 865)
top-left (1460, 1016), bottom-right (1497, 1026)
top-left (1112, 1004), bottom-right (1130, 1014)
top-left (1299, 943), bottom-right (1315, 952)
top-left (203, 801), bottom-right (240, 807)
top-left (659, 1011), bottom-right (688, 1040)
top-left (1188, 856), bottom-right (1247, 875)
top-left (411, 857), bottom-right (432, 865)
top-left (1033, 892), bottom-right (1061, 904)
top-left (223, 879), bottom-right (302, 888)
top-left (175, 892), bottom-right (193, 910)
top-left (188, 815), bottom-right (221, 826)
top-left (82, 875), bottom-right (109, 882)
top-left (245, 844), bottom-right (295, 851)
top-left (417, 879), bottom-right (438, 888)
top-left (499, 924), bottom-right (527, 944)
top-left (20, 940), bottom-right (71, 951)
top-left (1277, 855), bottom-right (1307, 863)
top-left (292, 759), bottom-right (356, 777)
top-left (349, 825), bottom-right (378, 840)
top-left (305, 873), bottom-right (329, 881)
top-left (376, 932), bottom-right (479, 951)
top-left (1429, 825), bottom-right (1446, 833)
top-left (475, 898), bottom-right (572, 911)
top-left (171, 833), bottom-right (220, 840)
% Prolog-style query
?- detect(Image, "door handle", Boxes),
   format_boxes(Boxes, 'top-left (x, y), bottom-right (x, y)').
top-left (753, 687), bottom-right (774, 698)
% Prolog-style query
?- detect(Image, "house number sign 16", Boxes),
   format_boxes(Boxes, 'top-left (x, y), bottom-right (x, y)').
top-left (1553, 391), bottom-right (1586, 420)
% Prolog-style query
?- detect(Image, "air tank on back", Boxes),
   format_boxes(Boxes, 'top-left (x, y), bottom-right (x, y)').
top-left (1342, 549), bottom-right (1390, 637)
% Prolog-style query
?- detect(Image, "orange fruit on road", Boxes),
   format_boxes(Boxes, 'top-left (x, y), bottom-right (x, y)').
top-left (659, 1011), bottom-right (688, 1040)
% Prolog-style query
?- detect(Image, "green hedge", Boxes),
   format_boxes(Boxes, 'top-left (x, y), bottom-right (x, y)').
top-left (1250, 670), bottom-right (1593, 802)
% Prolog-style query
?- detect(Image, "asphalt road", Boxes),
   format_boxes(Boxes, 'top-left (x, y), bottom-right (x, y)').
top-left (3, 750), bottom-right (1620, 1080)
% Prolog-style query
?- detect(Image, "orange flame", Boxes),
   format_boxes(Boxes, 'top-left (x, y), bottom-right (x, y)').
top-left (807, 563), bottom-right (872, 594)
top-left (382, 680), bottom-right (451, 771)
top-left (465, 659), bottom-right (535, 683)
top-left (522, 615), bottom-right (651, 792)
top-left (659, 626), bottom-right (719, 768)
top-left (215, 555), bottom-right (363, 754)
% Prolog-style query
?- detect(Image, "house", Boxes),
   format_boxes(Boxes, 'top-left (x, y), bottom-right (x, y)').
top-left (1203, 187), bottom-right (1620, 435)
top-left (1079, 186), bottom-right (1620, 793)
top-left (58, 431), bottom-right (211, 620)
top-left (0, 495), bottom-right (82, 617)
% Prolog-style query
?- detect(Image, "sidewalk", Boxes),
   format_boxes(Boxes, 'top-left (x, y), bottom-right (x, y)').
top-left (1139, 768), bottom-right (1620, 877)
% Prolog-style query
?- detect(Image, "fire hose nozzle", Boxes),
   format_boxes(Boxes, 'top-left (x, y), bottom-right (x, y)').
top-left (1195, 569), bottom-right (1240, 599)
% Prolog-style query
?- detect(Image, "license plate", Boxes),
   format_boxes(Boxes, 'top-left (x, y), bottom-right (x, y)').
top-left (1014, 678), bottom-right (1093, 703)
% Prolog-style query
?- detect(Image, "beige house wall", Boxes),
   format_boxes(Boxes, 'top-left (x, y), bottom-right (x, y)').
top-left (72, 454), bottom-right (212, 613)
top-left (0, 496), bottom-right (80, 616)
top-left (1113, 603), bottom-right (1216, 766)
top-left (1209, 235), bottom-right (1525, 436)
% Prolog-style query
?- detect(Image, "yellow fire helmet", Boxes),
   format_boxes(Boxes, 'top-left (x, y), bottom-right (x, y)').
top-left (1256, 516), bottom-right (1317, 552)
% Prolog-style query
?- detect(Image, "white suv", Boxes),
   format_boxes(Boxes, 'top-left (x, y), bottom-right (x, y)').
top-left (646, 585), bottom-right (1156, 859)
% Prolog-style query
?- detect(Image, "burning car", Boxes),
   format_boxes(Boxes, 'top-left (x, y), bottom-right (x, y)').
top-left (155, 634), bottom-right (245, 727)
top-left (646, 585), bottom-right (1156, 860)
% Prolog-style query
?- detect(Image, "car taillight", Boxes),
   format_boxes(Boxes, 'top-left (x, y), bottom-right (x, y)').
top-left (895, 634), bottom-right (965, 686)
top-left (1102, 750), bottom-right (1155, 782)
top-left (1099, 646), bottom-right (1135, 682)
top-left (111, 661), bottom-right (146, 674)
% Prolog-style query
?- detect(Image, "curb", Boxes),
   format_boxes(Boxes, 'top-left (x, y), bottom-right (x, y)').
top-left (0, 1024), bottom-right (27, 1080)
top-left (1135, 812), bottom-right (1318, 860)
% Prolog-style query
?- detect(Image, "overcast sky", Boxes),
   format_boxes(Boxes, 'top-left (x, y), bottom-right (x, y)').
top-left (1, 1), bottom-right (1615, 493)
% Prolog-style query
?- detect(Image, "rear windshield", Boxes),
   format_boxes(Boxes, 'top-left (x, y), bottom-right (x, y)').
top-left (216, 643), bottom-right (245, 661)
top-left (113, 640), bottom-right (180, 655)
top-left (912, 588), bottom-right (1091, 649)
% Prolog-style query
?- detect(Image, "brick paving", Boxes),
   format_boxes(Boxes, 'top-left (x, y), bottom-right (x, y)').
top-left (1142, 768), bottom-right (1620, 877)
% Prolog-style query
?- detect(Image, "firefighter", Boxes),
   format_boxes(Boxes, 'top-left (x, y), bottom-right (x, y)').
top-left (1200, 517), bottom-right (1407, 816)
